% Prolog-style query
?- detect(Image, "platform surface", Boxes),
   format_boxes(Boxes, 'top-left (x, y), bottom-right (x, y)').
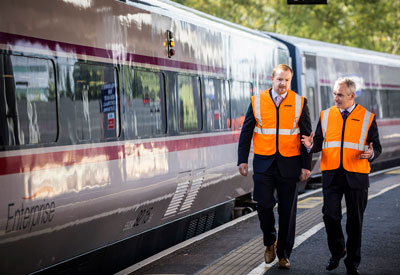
top-left (120, 168), bottom-right (400, 275)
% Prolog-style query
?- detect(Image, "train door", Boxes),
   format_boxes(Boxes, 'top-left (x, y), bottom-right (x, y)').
top-left (302, 53), bottom-right (320, 125)
top-left (302, 53), bottom-right (323, 174)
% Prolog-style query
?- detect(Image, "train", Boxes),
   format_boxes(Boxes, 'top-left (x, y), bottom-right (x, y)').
top-left (0, 0), bottom-right (399, 274)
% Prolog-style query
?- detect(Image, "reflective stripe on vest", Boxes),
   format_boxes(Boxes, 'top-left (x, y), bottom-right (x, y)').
top-left (254, 127), bottom-right (300, 135)
top-left (321, 108), bottom-right (372, 152)
top-left (293, 94), bottom-right (302, 131)
top-left (320, 105), bottom-right (373, 173)
top-left (254, 93), bottom-right (263, 132)
top-left (322, 141), bottom-right (368, 151)
top-left (253, 93), bottom-right (302, 136)
top-left (251, 89), bottom-right (304, 157)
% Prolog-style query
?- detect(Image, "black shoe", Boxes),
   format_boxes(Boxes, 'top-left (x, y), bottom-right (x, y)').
top-left (346, 266), bottom-right (360, 275)
top-left (326, 250), bottom-right (346, 271)
top-left (345, 262), bottom-right (360, 275)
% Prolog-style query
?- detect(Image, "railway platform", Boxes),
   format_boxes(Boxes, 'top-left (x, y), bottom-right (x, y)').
top-left (116, 168), bottom-right (400, 275)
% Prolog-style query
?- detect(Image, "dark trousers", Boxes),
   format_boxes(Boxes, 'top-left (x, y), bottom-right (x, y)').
top-left (322, 168), bottom-right (368, 268)
top-left (253, 161), bottom-right (298, 259)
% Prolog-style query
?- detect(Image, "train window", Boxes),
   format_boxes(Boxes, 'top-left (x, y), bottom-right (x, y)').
top-left (230, 81), bottom-right (253, 131)
top-left (304, 54), bottom-right (318, 120)
top-left (122, 67), bottom-right (166, 138)
top-left (320, 85), bottom-right (335, 110)
top-left (73, 63), bottom-right (118, 141)
top-left (259, 83), bottom-right (271, 92)
top-left (204, 78), bottom-right (229, 130)
top-left (177, 74), bottom-right (202, 132)
top-left (278, 48), bottom-right (289, 65)
top-left (0, 54), bottom-right (57, 147)
top-left (355, 89), bottom-right (380, 117)
top-left (382, 90), bottom-right (400, 118)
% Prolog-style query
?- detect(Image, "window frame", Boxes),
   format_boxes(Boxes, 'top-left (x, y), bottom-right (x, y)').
top-left (177, 73), bottom-right (203, 134)
top-left (0, 53), bottom-right (59, 149)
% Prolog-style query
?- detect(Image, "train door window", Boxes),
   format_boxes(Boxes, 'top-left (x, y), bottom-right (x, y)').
top-left (355, 89), bottom-right (380, 116)
top-left (278, 48), bottom-right (290, 65)
top-left (379, 90), bottom-right (390, 118)
top-left (385, 90), bottom-right (400, 118)
top-left (369, 90), bottom-right (380, 117)
top-left (304, 54), bottom-right (318, 120)
top-left (73, 63), bottom-right (118, 141)
top-left (177, 74), bottom-right (202, 132)
top-left (230, 81), bottom-right (252, 131)
top-left (204, 78), bottom-right (229, 130)
top-left (320, 86), bottom-right (335, 110)
top-left (122, 67), bottom-right (166, 138)
top-left (0, 54), bottom-right (57, 147)
top-left (355, 90), bottom-right (368, 108)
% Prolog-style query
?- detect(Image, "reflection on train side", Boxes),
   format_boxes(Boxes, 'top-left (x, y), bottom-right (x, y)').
top-left (124, 143), bottom-right (168, 180)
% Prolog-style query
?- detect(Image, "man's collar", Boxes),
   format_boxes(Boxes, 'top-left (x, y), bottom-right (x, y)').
top-left (271, 89), bottom-right (288, 99)
top-left (339, 103), bottom-right (356, 113)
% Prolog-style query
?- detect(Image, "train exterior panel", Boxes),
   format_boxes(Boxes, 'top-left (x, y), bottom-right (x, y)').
top-left (0, 0), bottom-right (290, 274)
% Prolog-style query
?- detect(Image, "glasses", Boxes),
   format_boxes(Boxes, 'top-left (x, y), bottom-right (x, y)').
top-left (332, 92), bottom-right (351, 99)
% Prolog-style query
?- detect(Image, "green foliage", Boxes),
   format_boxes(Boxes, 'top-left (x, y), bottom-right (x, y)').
top-left (172, 0), bottom-right (400, 55)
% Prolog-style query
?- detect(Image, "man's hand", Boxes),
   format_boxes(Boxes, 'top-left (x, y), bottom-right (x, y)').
top-left (301, 132), bottom-right (314, 149)
top-left (299, 168), bottom-right (311, 182)
top-left (239, 163), bottom-right (248, 176)
top-left (360, 142), bottom-right (373, 159)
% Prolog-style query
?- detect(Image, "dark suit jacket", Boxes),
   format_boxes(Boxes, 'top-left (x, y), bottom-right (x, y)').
top-left (237, 90), bottom-right (312, 178)
top-left (311, 104), bottom-right (382, 189)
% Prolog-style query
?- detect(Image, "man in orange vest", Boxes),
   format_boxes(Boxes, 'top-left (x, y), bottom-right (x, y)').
top-left (301, 77), bottom-right (381, 275)
top-left (238, 64), bottom-right (312, 269)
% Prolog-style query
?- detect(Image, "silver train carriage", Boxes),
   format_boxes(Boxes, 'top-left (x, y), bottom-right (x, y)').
top-left (0, 0), bottom-right (290, 274)
top-left (269, 33), bottom-right (400, 175)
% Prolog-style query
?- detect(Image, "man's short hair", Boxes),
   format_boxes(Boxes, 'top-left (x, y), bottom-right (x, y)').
top-left (334, 77), bottom-right (356, 95)
top-left (273, 64), bottom-right (293, 77)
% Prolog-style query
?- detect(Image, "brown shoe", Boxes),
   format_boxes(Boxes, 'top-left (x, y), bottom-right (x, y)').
top-left (278, 258), bottom-right (291, 269)
top-left (264, 243), bottom-right (276, 264)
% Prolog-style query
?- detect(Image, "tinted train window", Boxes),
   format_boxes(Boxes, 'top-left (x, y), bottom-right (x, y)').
top-left (230, 81), bottom-right (252, 131)
top-left (278, 48), bottom-right (289, 65)
top-left (73, 63), bottom-right (118, 141)
top-left (381, 90), bottom-right (400, 118)
top-left (387, 91), bottom-right (400, 118)
top-left (0, 55), bottom-right (57, 147)
top-left (122, 67), bottom-right (165, 138)
top-left (320, 86), bottom-right (335, 111)
top-left (355, 89), bottom-right (380, 117)
top-left (178, 75), bottom-right (202, 132)
top-left (304, 54), bottom-right (318, 121)
top-left (204, 78), bottom-right (229, 130)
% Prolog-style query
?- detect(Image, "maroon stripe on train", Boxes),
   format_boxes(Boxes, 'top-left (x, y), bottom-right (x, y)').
top-left (0, 32), bottom-right (226, 74)
top-left (364, 82), bottom-right (400, 89)
top-left (0, 133), bottom-right (240, 176)
top-left (319, 79), bottom-right (400, 89)
top-left (377, 119), bottom-right (400, 126)
top-left (0, 118), bottom-right (399, 176)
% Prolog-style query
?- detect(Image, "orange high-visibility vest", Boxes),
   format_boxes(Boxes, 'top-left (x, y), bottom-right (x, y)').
top-left (251, 88), bottom-right (304, 157)
top-left (320, 105), bottom-right (374, 173)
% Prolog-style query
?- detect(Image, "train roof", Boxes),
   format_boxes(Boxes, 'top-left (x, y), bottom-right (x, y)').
top-left (268, 32), bottom-right (400, 67)
top-left (127, 0), bottom-right (288, 49)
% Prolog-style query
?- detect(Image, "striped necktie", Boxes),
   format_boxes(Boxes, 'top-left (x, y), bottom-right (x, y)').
top-left (274, 95), bottom-right (283, 107)
top-left (342, 110), bottom-right (349, 119)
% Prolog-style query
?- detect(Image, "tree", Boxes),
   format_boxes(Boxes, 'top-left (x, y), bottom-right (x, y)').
top-left (172, 0), bottom-right (400, 55)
